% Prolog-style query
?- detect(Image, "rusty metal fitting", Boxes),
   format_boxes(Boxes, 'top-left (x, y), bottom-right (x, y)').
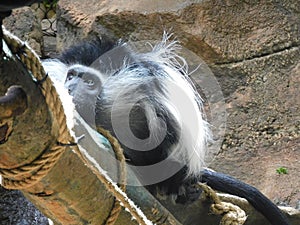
top-left (0, 85), bottom-right (27, 143)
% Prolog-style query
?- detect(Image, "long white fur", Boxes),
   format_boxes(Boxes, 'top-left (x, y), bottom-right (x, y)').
top-left (42, 34), bottom-right (210, 177)
top-left (144, 33), bottom-right (210, 175)
top-left (101, 34), bottom-right (210, 176)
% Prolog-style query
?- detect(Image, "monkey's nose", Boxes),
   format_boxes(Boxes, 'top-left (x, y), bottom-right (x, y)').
top-left (65, 82), bottom-right (77, 95)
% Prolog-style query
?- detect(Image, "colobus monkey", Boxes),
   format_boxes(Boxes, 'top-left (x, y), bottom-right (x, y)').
top-left (43, 36), bottom-right (290, 225)
top-left (65, 64), bottom-right (105, 126)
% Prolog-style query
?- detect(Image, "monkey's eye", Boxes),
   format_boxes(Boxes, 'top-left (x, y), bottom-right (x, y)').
top-left (67, 75), bottom-right (74, 81)
top-left (67, 69), bottom-right (77, 79)
top-left (84, 79), bottom-right (94, 86)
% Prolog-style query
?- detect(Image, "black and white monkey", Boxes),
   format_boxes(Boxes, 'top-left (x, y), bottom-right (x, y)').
top-left (42, 36), bottom-right (290, 225)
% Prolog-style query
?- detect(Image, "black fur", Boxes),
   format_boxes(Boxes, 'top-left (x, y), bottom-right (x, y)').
top-left (54, 38), bottom-right (290, 225)
top-left (59, 37), bottom-right (115, 66)
top-left (94, 61), bottom-right (194, 199)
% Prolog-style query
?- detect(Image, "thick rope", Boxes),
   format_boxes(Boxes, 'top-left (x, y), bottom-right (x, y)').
top-left (1, 28), bottom-right (150, 225)
top-left (0, 145), bottom-right (65, 189)
top-left (1, 30), bottom-right (73, 189)
top-left (97, 127), bottom-right (127, 225)
top-left (198, 183), bottom-right (247, 225)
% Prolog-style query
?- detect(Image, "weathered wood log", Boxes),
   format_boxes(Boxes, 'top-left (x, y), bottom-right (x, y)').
top-left (0, 36), bottom-right (183, 225)
top-left (0, 50), bottom-right (54, 169)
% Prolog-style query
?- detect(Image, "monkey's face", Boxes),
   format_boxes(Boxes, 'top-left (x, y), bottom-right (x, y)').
top-left (64, 64), bottom-right (105, 126)
top-left (64, 65), bottom-right (103, 97)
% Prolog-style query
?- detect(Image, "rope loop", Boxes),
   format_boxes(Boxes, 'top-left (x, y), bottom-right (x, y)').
top-left (97, 127), bottom-right (127, 225)
top-left (198, 183), bottom-right (247, 225)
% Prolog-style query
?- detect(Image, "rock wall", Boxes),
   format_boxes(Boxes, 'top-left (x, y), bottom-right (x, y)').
top-left (56, 0), bottom-right (300, 208)
top-left (3, 6), bottom-right (44, 56)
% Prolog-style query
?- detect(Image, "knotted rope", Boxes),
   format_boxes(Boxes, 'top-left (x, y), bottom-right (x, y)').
top-left (198, 183), bottom-right (247, 225)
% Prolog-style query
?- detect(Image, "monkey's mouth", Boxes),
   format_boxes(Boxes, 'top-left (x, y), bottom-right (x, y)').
top-left (65, 83), bottom-right (77, 95)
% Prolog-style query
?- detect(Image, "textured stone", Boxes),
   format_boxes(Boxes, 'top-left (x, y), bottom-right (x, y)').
top-left (56, 0), bottom-right (300, 210)
top-left (3, 7), bottom-right (44, 56)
